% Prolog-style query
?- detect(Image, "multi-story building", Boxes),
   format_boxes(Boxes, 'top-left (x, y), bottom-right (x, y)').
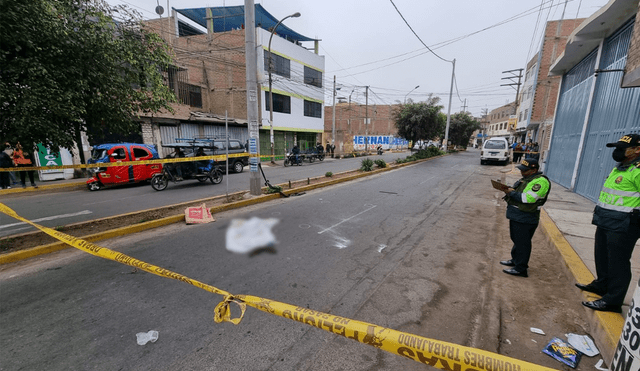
top-left (514, 56), bottom-right (537, 143)
top-left (486, 102), bottom-right (515, 140)
top-left (515, 18), bottom-right (585, 157)
top-left (139, 4), bottom-right (324, 158)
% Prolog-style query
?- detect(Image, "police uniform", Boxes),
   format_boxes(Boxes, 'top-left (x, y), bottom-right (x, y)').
top-left (500, 158), bottom-right (551, 277)
top-left (578, 134), bottom-right (640, 313)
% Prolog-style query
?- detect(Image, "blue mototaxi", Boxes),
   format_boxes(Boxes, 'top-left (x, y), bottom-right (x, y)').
top-left (150, 141), bottom-right (223, 191)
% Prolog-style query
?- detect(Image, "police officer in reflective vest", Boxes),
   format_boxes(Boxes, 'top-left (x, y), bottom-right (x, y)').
top-left (577, 133), bottom-right (640, 313)
top-left (499, 158), bottom-right (551, 277)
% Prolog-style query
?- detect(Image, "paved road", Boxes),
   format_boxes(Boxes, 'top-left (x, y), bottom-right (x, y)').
top-left (0, 152), bottom-right (409, 237)
top-left (1, 149), bottom-right (600, 370)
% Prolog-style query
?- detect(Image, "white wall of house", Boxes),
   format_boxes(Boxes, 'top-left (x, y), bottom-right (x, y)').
top-left (516, 62), bottom-right (537, 134)
top-left (256, 28), bottom-right (325, 132)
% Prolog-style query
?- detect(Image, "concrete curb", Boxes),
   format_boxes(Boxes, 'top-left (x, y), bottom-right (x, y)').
top-left (0, 180), bottom-right (86, 194)
top-left (0, 154), bottom-right (447, 265)
top-left (539, 209), bottom-right (624, 365)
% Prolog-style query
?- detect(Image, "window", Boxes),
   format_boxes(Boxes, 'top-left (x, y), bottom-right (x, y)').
top-left (229, 140), bottom-right (243, 150)
top-left (132, 147), bottom-right (150, 159)
top-left (304, 100), bottom-right (322, 118)
top-left (485, 140), bottom-right (506, 149)
top-left (265, 92), bottom-right (291, 114)
top-left (264, 51), bottom-right (290, 78)
top-left (304, 66), bottom-right (322, 88)
top-left (188, 85), bottom-right (202, 108)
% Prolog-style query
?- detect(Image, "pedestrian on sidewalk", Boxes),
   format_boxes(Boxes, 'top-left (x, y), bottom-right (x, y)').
top-left (3, 142), bottom-right (18, 185)
top-left (0, 144), bottom-right (13, 189)
top-left (514, 143), bottom-right (523, 163)
top-left (577, 133), bottom-right (640, 313)
top-left (12, 142), bottom-right (38, 188)
top-left (499, 157), bottom-right (551, 277)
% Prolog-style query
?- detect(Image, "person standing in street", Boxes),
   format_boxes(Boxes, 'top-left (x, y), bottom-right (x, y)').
top-left (577, 133), bottom-right (640, 313)
top-left (499, 158), bottom-right (551, 277)
top-left (12, 142), bottom-right (37, 188)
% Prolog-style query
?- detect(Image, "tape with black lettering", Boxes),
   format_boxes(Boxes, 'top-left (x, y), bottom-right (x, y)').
top-left (0, 153), bottom-right (263, 172)
top-left (0, 202), bottom-right (558, 371)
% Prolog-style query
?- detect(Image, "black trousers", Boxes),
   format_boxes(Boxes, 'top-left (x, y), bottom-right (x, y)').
top-left (509, 220), bottom-right (538, 272)
top-left (0, 172), bottom-right (9, 188)
top-left (592, 226), bottom-right (640, 305)
top-left (18, 164), bottom-right (35, 186)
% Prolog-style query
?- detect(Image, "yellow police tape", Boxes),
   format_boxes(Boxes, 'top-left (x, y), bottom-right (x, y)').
top-left (0, 202), bottom-right (557, 371)
top-left (0, 153), bottom-right (260, 172)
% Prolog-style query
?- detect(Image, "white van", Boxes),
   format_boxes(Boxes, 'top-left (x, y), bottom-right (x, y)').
top-left (480, 137), bottom-right (510, 165)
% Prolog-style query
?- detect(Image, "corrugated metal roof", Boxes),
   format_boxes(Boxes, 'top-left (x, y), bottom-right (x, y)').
top-left (175, 4), bottom-right (315, 42)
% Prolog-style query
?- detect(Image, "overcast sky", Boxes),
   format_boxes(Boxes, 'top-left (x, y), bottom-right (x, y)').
top-left (107, 0), bottom-right (610, 117)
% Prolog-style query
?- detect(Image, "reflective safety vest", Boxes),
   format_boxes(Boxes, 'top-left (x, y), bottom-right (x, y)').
top-left (597, 165), bottom-right (640, 213)
top-left (505, 173), bottom-right (551, 224)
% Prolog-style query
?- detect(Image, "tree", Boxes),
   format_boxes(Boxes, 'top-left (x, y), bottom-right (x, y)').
top-left (445, 112), bottom-right (481, 148)
top-left (393, 95), bottom-right (445, 148)
top-left (0, 0), bottom-right (175, 162)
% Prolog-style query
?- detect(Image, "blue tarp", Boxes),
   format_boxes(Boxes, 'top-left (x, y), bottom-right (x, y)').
top-left (175, 4), bottom-right (315, 42)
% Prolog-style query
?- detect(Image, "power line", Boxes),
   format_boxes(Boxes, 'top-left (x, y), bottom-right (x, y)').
top-left (388, 0), bottom-right (451, 63)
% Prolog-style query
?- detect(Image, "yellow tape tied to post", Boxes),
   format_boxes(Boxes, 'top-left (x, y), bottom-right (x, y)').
top-left (0, 202), bottom-right (558, 371)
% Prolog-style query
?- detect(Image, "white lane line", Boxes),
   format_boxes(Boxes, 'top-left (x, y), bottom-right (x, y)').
top-left (0, 210), bottom-right (93, 230)
top-left (419, 176), bottom-right (436, 185)
top-left (318, 204), bottom-right (377, 234)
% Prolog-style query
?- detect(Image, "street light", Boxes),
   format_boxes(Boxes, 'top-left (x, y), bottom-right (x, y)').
top-left (268, 11), bottom-right (301, 163)
top-left (404, 85), bottom-right (420, 104)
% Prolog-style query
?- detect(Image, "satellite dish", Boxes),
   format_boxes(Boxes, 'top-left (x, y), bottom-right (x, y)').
top-left (155, 5), bottom-right (164, 16)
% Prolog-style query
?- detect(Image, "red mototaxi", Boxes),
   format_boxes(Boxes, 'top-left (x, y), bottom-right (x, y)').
top-left (86, 143), bottom-right (163, 191)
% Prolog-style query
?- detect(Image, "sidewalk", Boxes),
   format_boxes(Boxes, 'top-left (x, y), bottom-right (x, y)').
top-left (504, 165), bottom-right (639, 364)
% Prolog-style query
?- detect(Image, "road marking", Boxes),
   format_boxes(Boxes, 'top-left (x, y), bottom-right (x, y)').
top-left (318, 204), bottom-right (377, 234)
top-left (419, 176), bottom-right (436, 185)
top-left (0, 210), bottom-right (93, 230)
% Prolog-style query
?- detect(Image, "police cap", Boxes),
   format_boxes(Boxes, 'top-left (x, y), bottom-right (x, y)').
top-left (606, 133), bottom-right (640, 148)
top-left (517, 158), bottom-right (539, 171)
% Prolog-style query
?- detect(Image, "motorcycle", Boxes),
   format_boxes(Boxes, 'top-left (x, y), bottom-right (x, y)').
top-left (377, 147), bottom-right (384, 155)
top-left (283, 152), bottom-right (303, 167)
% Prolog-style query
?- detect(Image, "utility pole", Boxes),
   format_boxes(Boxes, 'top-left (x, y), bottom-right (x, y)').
top-left (365, 86), bottom-right (369, 152)
top-left (244, 0), bottom-right (261, 195)
top-left (443, 59), bottom-right (455, 150)
top-left (461, 99), bottom-right (467, 112)
top-left (332, 75), bottom-right (336, 148)
top-left (501, 68), bottom-right (524, 115)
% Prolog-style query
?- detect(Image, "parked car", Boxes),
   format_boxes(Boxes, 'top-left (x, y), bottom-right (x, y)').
top-left (86, 143), bottom-right (162, 191)
top-left (480, 137), bottom-right (510, 165)
top-left (184, 138), bottom-right (248, 173)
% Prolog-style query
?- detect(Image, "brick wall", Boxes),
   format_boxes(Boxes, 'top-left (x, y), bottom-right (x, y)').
top-left (532, 19), bottom-right (586, 155)
top-left (623, 8), bottom-right (640, 87)
top-left (144, 19), bottom-right (249, 121)
top-left (141, 122), bottom-right (154, 144)
top-left (324, 103), bottom-right (400, 153)
top-left (531, 19), bottom-right (585, 124)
